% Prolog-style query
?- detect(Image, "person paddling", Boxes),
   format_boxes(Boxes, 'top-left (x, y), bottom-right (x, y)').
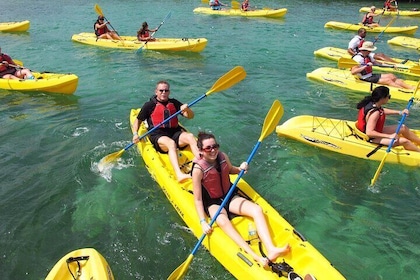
top-left (0, 47), bottom-right (34, 80)
top-left (362, 6), bottom-right (380, 27)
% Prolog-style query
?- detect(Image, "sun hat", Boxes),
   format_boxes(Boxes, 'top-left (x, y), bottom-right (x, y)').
top-left (359, 41), bottom-right (377, 51)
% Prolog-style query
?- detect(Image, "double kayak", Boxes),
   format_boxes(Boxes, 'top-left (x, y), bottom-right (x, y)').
top-left (193, 7), bottom-right (287, 18)
top-left (276, 115), bottom-right (420, 167)
top-left (45, 248), bottom-right (114, 280)
top-left (306, 67), bottom-right (418, 102)
top-left (388, 36), bottom-right (420, 51)
top-left (0, 20), bottom-right (30, 32)
top-left (71, 33), bottom-right (208, 52)
top-left (0, 72), bottom-right (78, 94)
top-left (130, 108), bottom-right (345, 279)
top-left (314, 47), bottom-right (420, 78)
top-left (324, 21), bottom-right (418, 34)
top-left (359, 7), bottom-right (420, 17)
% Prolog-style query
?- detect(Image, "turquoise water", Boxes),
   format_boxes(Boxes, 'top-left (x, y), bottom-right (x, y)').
top-left (1, 0), bottom-right (420, 279)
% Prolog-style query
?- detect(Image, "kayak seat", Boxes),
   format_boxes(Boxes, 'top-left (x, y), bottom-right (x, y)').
top-left (346, 121), bottom-right (370, 141)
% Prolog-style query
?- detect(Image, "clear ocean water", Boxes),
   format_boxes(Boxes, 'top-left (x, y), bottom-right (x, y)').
top-left (1, 0), bottom-right (420, 279)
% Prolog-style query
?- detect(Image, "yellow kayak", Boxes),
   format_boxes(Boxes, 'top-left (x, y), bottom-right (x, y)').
top-left (71, 32), bottom-right (208, 52)
top-left (388, 36), bottom-right (420, 51)
top-left (324, 21), bottom-right (418, 34)
top-left (45, 248), bottom-right (114, 280)
top-left (193, 7), bottom-right (287, 18)
top-left (0, 72), bottom-right (78, 94)
top-left (277, 115), bottom-right (420, 167)
top-left (360, 7), bottom-right (420, 17)
top-left (130, 108), bottom-right (345, 279)
top-left (314, 47), bottom-right (420, 78)
top-left (0, 20), bottom-right (30, 32)
top-left (306, 67), bottom-right (418, 102)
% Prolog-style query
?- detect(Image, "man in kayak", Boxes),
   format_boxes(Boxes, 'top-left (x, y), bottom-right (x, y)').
top-left (192, 131), bottom-right (291, 268)
top-left (356, 86), bottom-right (420, 152)
top-left (132, 81), bottom-right (200, 182)
top-left (209, 0), bottom-right (227, 10)
top-left (94, 16), bottom-right (121, 40)
top-left (0, 47), bottom-right (34, 80)
top-left (362, 6), bottom-right (380, 27)
top-left (348, 28), bottom-right (396, 63)
top-left (351, 41), bottom-right (415, 90)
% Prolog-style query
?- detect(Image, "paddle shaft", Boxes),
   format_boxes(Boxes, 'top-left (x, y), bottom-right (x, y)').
top-left (138, 12), bottom-right (171, 52)
top-left (373, 16), bottom-right (396, 44)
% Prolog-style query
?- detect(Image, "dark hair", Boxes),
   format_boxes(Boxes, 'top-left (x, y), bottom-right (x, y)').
top-left (356, 86), bottom-right (390, 109)
top-left (98, 16), bottom-right (104, 20)
top-left (197, 132), bottom-right (216, 150)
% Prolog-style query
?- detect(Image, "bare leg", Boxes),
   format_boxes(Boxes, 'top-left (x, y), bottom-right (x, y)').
top-left (158, 136), bottom-right (191, 182)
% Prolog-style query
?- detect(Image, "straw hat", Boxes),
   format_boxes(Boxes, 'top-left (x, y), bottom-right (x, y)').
top-left (359, 41), bottom-right (377, 51)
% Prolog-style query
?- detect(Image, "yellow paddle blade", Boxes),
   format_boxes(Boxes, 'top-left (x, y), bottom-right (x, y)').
top-left (98, 148), bottom-right (125, 170)
top-left (338, 57), bottom-right (358, 69)
top-left (167, 254), bottom-right (193, 280)
top-left (259, 100), bottom-right (284, 142)
top-left (413, 80), bottom-right (420, 98)
top-left (370, 154), bottom-right (387, 186)
top-left (94, 3), bottom-right (104, 16)
top-left (13, 59), bottom-right (23, 66)
top-left (205, 66), bottom-right (246, 96)
top-left (201, 0), bottom-right (208, 3)
top-left (231, 0), bottom-right (240, 9)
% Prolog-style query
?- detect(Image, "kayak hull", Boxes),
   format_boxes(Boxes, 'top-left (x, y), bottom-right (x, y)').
top-left (388, 36), bottom-right (420, 51)
top-left (306, 67), bottom-right (418, 102)
top-left (276, 115), bottom-right (420, 167)
top-left (45, 248), bottom-right (114, 280)
top-left (359, 7), bottom-right (420, 17)
top-left (324, 21), bottom-right (418, 34)
top-left (0, 72), bottom-right (78, 94)
top-left (0, 20), bottom-right (30, 32)
top-left (71, 33), bottom-right (208, 52)
top-left (314, 46), bottom-right (420, 78)
top-left (193, 7), bottom-right (287, 18)
top-left (130, 108), bottom-right (345, 280)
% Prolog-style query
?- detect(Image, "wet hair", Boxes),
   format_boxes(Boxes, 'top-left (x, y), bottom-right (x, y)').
top-left (356, 86), bottom-right (390, 109)
top-left (197, 132), bottom-right (216, 150)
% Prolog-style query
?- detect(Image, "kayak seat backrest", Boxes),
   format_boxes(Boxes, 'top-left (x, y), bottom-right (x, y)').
top-left (353, 121), bottom-right (370, 141)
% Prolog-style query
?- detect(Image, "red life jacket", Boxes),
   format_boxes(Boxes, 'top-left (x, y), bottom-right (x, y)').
top-left (194, 153), bottom-right (231, 199)
top-left (0, 53), bottom-right (14, 72)
top-left (150, 99), bottom-right (179, 128)
top-left (94, 21), bottom-right (109, 36)
top-left (356, 102), bottom-right (386, 133)
top-left (362, 13), bottom-right (374, 24)
top-left (354, 53), bottom-right (373, 76)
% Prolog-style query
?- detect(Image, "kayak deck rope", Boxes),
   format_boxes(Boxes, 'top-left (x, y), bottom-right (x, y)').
top-left (66, 256), bottom-right (90, 280)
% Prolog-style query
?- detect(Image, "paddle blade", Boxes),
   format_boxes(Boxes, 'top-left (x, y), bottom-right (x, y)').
top-left (413, 80), bottom-right (420, 98)
top-left (370, 154), bottom-right (387, 186)
top-left (259, 100), bottom-right (284, 141)
top-left (338, 58), bottom-right (358, 69)
top-left (98, 148), bottom-right (125, 170)
top-left (167, 255), bottom-right (194, 280)
top-left (205, 66), bottom-right (246, 96)
top-left (94, 4), bottom-right (104, 16)
top-left (231, 0), bottom-right (240, 9)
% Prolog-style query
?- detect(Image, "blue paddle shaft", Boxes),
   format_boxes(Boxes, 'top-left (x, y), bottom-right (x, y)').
top-left (190, 141), bottom-right (262, 256)
top-left (386, 97), bottom-right (414, 153)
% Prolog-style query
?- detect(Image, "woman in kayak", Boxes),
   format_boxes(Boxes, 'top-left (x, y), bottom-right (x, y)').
top-left (0, 47), bottom-right (34, 80)
top-left (362, 6), bottom-right (380, 27)
top-left (356, 86), bottom-right (420, 152)
top-left (384, 0), bottom-right (398, 11)
top-left (94, 16), bottom-right (121, 40)
top-left (351, 41), bottom-right (415, 90)
top-left (137, 22), bottom-right (157, 41)
top-left (192, 132), bottom-right (290, 267)
top-left (241, 0), bottom-right (250, 11)
top-left (209, 0), bottom-right (227, 10)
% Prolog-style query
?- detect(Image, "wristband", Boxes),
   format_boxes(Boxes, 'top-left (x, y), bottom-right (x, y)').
top-left (200, 218), bottom-right (206, 223)
top-left (133, 132), bottom-right (138, 136)
top-left (399, 111), bottom-right (402, 115)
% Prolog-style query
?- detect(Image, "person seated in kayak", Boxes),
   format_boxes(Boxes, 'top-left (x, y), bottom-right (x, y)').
top-left (192, 132), bottom-right (290, 268)
top-left (351, 41), bottom-right (415, 90)
top-left (94, 16), bottom-right (121, 40)
top-left (137, 22), bottom-right (157, 42)
top-left (241, 0), bottom-right (250, 11)
top-left (348, 28), bottom-right (397, 63)
top-left (362, 6), bottom-right (380, 27)
top-left (0, 47), bottom-right (34, 80)
top-left (132, 81), bottom-right (200, 182)
top-left (356, 86), bottom-right (420, 152)
top-left (384, 0), bottom-right (398, 11)
top-left (209, 0), bottom-right (227, 10)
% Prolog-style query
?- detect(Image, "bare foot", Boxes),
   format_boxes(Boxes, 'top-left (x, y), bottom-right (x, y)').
top-left (177, 173), bottom-right (191, 183)
top-left (267, 243), bottom-right (291, 262)
top-left (258, 257), bottom-right (270, 268)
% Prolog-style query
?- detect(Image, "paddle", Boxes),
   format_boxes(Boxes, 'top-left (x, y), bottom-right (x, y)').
top-left (369, 81), bottom-right (420, 187)
top-left (373, 16), bottom-right (397, 44)
top-left (94, 4), bottom-right (123, 41)
top-left (167, 99), bottom-right (284, 280)
top-left (231, 0), bottom-right (240, 9)
top-left (337, 57), bottom-right (420, 74)
top-left (137, 11), bottom-right (171, 53)
top-left (97, 66), bottom-right (247, 171)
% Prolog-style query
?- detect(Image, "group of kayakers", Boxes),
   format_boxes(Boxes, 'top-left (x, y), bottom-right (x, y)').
top-left (362, 0), bottom-right (398, 27)
top-left (209, 0), bottom-right (252, 11)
